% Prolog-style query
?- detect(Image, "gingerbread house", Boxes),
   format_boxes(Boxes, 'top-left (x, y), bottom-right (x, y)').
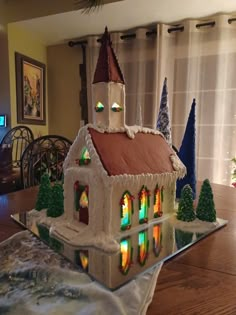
top-left (62, 28), bottom-right (186, 242)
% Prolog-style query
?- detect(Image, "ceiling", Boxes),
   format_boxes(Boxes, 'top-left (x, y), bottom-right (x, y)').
top-left (10, 0), bottom-right (236, 46)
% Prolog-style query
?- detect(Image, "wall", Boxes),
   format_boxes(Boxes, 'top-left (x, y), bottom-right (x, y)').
top-left (8, 24), bottom-right (48, 137)
top-left (3, 0), bottom-right (123, 24)
top-left (0, 25), bottom-right (11, 140)
top-left (47, 44), bottom-right (82, 141)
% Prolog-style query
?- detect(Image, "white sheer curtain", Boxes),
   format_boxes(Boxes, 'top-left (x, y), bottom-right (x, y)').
top-left (85, 14), bottom-right (236, 186)
top-left (159, 14), bottom-right (236, 186)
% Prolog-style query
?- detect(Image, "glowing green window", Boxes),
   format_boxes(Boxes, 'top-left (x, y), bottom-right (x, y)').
top-left (79, 147), bottom-right (91, 166)
top-left (95, 101), bottom-right (104, 112)
top-left (111, 102), bottom-right (122, 112)
top-left (138, 230), bottom-right (149, 266)
top-left (154, 185), bottom-right (164, 218)
top-left (138, 186), bottom-right (150, 224)
top-left (153, 224), bottom-right (162, 257)
top-left (120, 191), bottom-right (134, 231)
top-left (119, 238), bottom-right (132, 275)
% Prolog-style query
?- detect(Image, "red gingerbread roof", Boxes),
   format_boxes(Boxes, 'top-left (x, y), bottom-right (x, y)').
top-left (88, 128), bottom-right (175, 176)
top-left (93, 27), bottom-right (125, 84)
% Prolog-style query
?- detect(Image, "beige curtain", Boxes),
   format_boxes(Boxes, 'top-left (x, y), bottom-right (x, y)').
top-left (159, 14), bottom-right (236, 186)
top-left (86, 14), bottom-right (236, 186)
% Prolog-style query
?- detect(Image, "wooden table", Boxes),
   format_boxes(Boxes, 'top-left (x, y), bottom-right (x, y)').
top-left (0, 183), bottom-right (236, 314)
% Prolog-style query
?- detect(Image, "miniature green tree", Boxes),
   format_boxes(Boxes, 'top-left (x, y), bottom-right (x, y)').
top-left (196, 179), bottom-right (216, 222)
top-left (47, 183), bottom-right (64, 217)
top-left (176, 184), bottom-right (195, 222)
top-left (35, 173), bottom-right (51, 211)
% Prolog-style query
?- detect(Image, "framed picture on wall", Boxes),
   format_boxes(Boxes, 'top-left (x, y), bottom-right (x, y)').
top-left (15, 52), bottom-right (46, 125)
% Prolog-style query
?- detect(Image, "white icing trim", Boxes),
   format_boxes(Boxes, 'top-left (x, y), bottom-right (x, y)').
top-left (170, 153), bottom-right (186, 172)
top-left (125, 125), bottom-right (164, 139)
top-left (83, 123), bottom-right (165, 140)
top-left (107, 170), bottom-right (186, 188)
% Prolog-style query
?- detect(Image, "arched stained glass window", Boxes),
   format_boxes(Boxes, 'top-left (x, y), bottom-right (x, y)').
top-left (154, 185), bottom-right (164, 218)
top-left (119, 238), bottom-right (132, 275)
top-left (153, 224), bottom-right (162, 257)
top-left (138, 186), bottom-right (150, 224)
top-left (120, 191), bottom-right (134, 231)
top-left (95, 101), bottom-right (104, 112)
top-left (138, 230), bottom-right (149, 266)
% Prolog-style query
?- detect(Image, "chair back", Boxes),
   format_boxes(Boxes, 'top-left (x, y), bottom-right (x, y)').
top-left (0, 125), bottom-right (34, 169)
top-left (20, 135), bottom-right (72, 188)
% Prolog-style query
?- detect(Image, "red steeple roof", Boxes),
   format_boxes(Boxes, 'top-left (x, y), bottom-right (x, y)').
top-left (93, 27), bottom-right (125, 84)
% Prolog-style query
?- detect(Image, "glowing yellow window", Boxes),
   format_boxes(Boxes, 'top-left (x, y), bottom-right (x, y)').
top-left (138, 230), bottom-right (149, 266)
top-left (95, 101), bottom-right (104, 112)
top-left (75, 250), bottom-right (89, 271)
top-left (119, 238), bottom-right (132, 275)
top-left (139, 186), bottom-right (150, 224)
top-left (154, 186), bottom-right (163, 218)
top-left (153, 224), bottom-right (162, 257)
top-left (120, 191), bottom-right (134, 231)
top-left (111, 102), bottom-right (122, 112)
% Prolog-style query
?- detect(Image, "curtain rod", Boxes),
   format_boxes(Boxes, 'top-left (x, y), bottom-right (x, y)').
top-left (68, 18), bottom-right (235, 47)
top-left (68, 30), bottom-right (156, 47)
top-left (68, 27), bottom-right (182, 47)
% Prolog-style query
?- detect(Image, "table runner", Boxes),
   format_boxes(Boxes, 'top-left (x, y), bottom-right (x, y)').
top-left (0, 231), bottom-right (162, 315)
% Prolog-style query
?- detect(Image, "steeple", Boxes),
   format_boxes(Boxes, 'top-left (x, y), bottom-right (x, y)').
top-left (92, 27), bottom-right (126, 129)
top-left (93, 27), bottom-right (124, 84)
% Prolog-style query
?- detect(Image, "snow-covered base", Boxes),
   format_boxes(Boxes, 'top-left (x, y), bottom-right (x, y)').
top-left (170, 215), bottom-right (221, 233)
top-left (29, 209), bottom-right (120, 253)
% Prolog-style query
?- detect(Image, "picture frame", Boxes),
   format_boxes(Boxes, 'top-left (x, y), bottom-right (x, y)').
top-left (15, 52), bottom-right (46, 125)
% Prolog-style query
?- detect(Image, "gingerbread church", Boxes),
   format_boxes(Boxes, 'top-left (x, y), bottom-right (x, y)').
top-left (54, 27), bottom-right (186, 251)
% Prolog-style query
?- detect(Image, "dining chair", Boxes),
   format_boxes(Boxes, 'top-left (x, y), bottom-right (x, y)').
top-left (20, 135), bottom-right (72, 188)
top-left (0, 125), bottom-right (34, 194)
top-left (0, 125), bottom-right (34, 168)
